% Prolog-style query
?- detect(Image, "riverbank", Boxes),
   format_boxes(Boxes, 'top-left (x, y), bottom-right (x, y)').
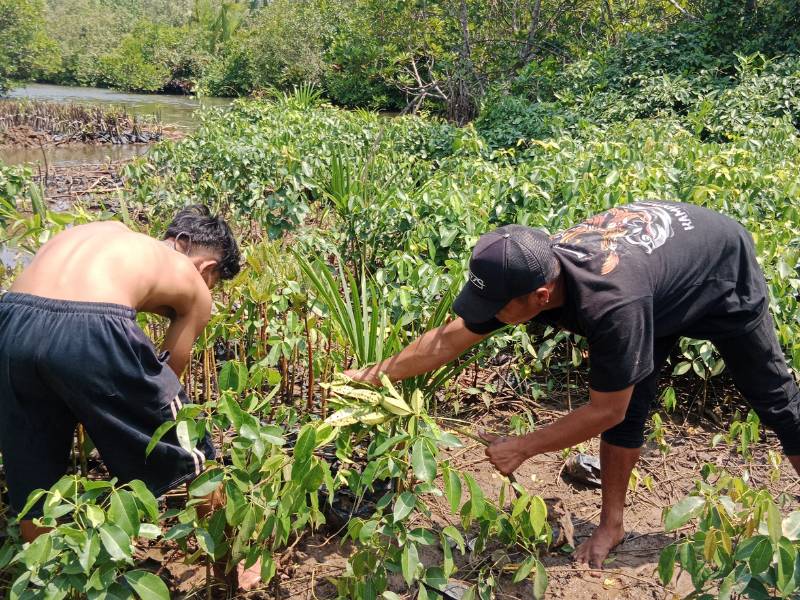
top-left (0, 101), bottom-right (181, 148)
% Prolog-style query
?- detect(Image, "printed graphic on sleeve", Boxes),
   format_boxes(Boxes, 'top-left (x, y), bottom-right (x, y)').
top-left (553, 202), bottom-right (681, 275)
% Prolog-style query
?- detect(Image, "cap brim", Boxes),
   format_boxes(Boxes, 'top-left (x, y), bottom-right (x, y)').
top-left (452, 283), bottom-right (507, 325)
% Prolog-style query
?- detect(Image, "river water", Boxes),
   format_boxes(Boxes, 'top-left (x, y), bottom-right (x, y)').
top-left (0, 83), bottom-right (232, 166)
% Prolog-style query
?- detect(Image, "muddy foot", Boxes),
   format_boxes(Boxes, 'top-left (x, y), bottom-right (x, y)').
top-left (574, 523), bottom-right (625, 569)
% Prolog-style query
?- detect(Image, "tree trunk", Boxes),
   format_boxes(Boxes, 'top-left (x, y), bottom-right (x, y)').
top-left (448, 0), bottom-right (479, 124)
top-left (521, 0), bottom-right (543, 63)
top-left (603, 0), bottom-right (617, 44)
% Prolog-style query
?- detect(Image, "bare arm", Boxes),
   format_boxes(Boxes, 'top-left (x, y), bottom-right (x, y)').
top-left (483, 386), bottom-right (634, 474)
top-left (345, 317), bottom-right (494, 384)
top-left (161, 279), bottom-right (212, 377)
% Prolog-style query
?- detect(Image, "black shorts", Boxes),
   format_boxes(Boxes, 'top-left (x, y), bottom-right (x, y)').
top-left (602, 313), bottom-right (800, 455)
top-left (0, 293), bottom-right (215, 518)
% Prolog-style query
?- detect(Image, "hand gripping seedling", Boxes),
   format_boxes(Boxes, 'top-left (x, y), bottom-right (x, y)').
top-left (322, 372), bottom-right (522, 494)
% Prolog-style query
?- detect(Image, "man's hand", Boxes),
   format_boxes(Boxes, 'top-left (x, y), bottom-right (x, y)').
top-left (342, 367), bottom-right (381, 386)
top-left (480, 431), bottom-right (531, 475)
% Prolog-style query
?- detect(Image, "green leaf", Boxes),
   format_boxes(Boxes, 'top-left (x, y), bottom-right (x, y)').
top-left (124, 570), bottom-right (170, 600)
top-left (99, 524), bottom-right (132, 562)
top-left (442, 525), bottom-right (465, 553)
top-left (86, 504), bottom-right (106, 528)
top-left (294, 424), bottom-right (317, 465)
top-left (261, 425), bottom-right (286, 446)
top-left (219, 360), bottom-right (247, 393)
top-left (109, 490), bottom-right (140, 537)
top-left (408, 528), bottom-right (437, 545)
top-left (672, 361), bottom-right (691, 376)
top-left (23, 532), bottom-right (52, 569)
top-left (9, 571), bottom-right (31, 600)
top-left (369, 433), bottom-right (409, 458)
top-left (657, 543), bottom-right (678, 585)
top-left (145, 421), bottom-right (176, 457)
top-left (422, 566), bottom-right (446, 590)
top-left (92, 581), bottom-right (135, 600)
top-left (436, 431), bottom-right (463, 448)
top-left (127, 480), bottom-right (159, 522)
top-left (529, 496), bottom-right (547, 536)
top-left (513, 555), bottom-right (537, 583)
top-left (401, 542), bottom-right (420, 585)
top-left (78, 533), bottom-right (101, 575)
top-left (176, 420), bottom-right (193, 452)
top-left (393, 491), bottom-right (416, 522)
top-left (533, 560), bottom-right (548, 599)
top-left (17, 489), bottom-right (46, 519)
top-left (664, 496), bottom-right (705, 531)
top-left (138, 524), bottom-right (161, 540)
top-left (0, 540), bottom-right (16, 569)
top-left (442, 536), bottom-right (455, 577)
top-left (224, 480), bottom-right (247, 527)
top-left (410, 389), bottom-right (424, 415)
top-left (512, 494), bottom-right (530, 520)
top-left (734, 534), bottom-right (768, 561)
top-left (163, 523), bottom-right (193, 542)
top-left (767, 501), bottom-right (782, 545)
top-left (464, 474), bottom-right (485, 518)
top-left (783, 511), bottom-right (800, 540)
top-left (83, 480), bottom-right (114, 491)
top-left (460, 588), bottom-right (477, 600)
top-left (219, 393), bottom-right (245, 429)
top-left (660, 386), bottom-right (677, 411)
top-left (188, 468), bottom-right (224, 497)
top-left (412, 440), bottom-right (436, 483)
top-left (748, 537), bottom-right (773, 574)
top-left (718, 569), bottom-right (736, 600)
top-left (196, 528), bottom-right (216, 558)
top-left (444, 468), bottom-right (462, 514)
top-left (261, 550), bottom-right (277, 585)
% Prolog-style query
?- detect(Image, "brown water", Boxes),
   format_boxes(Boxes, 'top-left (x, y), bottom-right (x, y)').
top-left (0, 83), bottom-right (232, 166)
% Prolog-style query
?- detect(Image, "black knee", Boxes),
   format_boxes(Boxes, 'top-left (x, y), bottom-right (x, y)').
top-left (756, 386), bottom-right (800, 456)
top-left (601, 424), bottom-right (645, 448)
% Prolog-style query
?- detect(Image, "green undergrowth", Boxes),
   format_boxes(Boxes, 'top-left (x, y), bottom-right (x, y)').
top-left (125, 92), bottom-right (800, 371)
top-left (1, 53), bottom-right (799, 596)
top-left (659, 465), bottom-right (800, 599)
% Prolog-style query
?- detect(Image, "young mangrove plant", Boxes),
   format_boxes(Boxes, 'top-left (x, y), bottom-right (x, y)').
top-left (323, 375), bottom-right (551, 599)
top-left (659, 464), bottom-right (800, 599)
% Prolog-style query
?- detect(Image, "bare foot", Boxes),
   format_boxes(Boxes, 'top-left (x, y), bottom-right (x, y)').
top-left (574, 523), bottom-right (625, 569)
top-left (213, 559), bottom-right (262, 592)
top-left (237, 559), bottom-right (262, 591)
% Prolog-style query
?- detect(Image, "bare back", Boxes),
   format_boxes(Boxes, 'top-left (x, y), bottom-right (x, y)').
top-left (12, 222), bottom-right (203, 313)
top-left (11, 222), bottom-right (211, 374)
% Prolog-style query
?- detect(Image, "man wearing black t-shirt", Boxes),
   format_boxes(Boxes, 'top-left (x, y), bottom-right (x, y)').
top-left (345, 200), bottom-right (800, 568)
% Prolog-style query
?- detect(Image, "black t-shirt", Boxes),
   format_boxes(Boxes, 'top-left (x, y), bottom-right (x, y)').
top-left (460, 201), bottom-right (768, 392)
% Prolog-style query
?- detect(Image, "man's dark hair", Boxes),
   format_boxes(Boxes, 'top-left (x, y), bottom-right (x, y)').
top-left (164, 205), bottom-right (241, 280)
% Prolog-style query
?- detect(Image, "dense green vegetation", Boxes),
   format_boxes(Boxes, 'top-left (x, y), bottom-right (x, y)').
top-left (1, 0), bottom-right (799, 598)
top-left (0, 0), bottom-right (58, 94)
top-left (5, 0), bottom-right (798, 118)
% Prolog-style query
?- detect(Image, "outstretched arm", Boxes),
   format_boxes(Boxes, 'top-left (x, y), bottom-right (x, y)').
top-left (345, 317), bottom-right (493, 384)
top-left (482, 386), bottom-right (634, 474)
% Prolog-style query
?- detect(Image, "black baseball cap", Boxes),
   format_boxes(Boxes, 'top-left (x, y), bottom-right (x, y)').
top-left (453, 225), bottom-right (558, 324)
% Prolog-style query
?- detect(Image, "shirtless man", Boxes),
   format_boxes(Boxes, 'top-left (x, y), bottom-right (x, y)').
top-left (345, 201), bottom-right (800, 569)
top-left (0, 205), bottom-right (260, 589)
